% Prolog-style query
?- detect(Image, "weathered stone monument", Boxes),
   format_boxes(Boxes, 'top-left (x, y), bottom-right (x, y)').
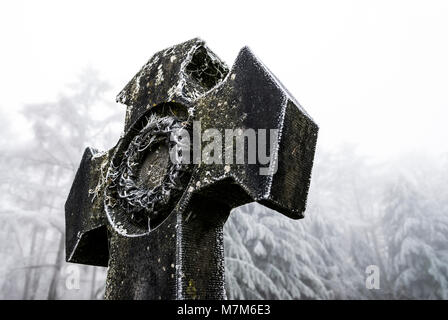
top-left (65, 38), bottom-right (318, 299)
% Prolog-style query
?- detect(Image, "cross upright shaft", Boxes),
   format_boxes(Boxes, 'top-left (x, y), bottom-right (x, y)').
top-left (65, 38), bottom-right (318, 299)
top-left (105, 201), bottom-right (228, 299)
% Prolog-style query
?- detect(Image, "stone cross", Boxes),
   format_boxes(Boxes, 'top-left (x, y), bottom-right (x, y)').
top-left (65, 38), bottom-right (318, 299)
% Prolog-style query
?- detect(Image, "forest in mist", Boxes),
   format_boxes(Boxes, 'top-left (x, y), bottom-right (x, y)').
top-left (0, 70), bottom-right (447, 300)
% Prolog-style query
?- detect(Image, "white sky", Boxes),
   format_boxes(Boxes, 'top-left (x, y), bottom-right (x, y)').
top-left (1, 0), bottom-right (447, 160)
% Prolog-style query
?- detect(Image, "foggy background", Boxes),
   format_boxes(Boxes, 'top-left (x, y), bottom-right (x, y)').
top-left (1, 0), bottom-right (447, 299)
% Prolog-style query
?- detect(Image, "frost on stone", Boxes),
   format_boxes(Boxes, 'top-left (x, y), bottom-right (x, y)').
top-left (88, 153), bottom-right (109, 203)
top-left (155, 65), bottom-right (164, 86)
top-left (114, 39), bottom-right (229, 133)
top-left (104, 114), bottom-right (192, 236)
top-left (185, 45), bottom-right (228, 92)
top-left (169, 42), bottom-right (229, 103)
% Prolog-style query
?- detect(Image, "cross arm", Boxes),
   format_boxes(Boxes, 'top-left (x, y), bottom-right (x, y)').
top-left (189, 47), bottom-right (318, 219)
top-left (65, 147), bottom-right (110, 266)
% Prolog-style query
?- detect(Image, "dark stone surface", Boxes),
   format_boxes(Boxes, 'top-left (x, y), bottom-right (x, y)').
top-left (191, 47), bottom-right (318, 219)
top-left (65, 147), bottom-right (109, 267)
top-left (105, 203), bottom-right (228, 299)
top-left (116, 38), bottom-right (228, 132)
top-left (65, 38), bottom-right (318, 299)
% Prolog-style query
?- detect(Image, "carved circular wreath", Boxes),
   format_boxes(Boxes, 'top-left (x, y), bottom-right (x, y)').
top-left (105, 113), bottom-right (191, 235)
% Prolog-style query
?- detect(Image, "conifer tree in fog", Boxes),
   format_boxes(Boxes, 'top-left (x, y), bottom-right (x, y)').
top-left (1, 74), bottom-right (447, 300)
top-left (224, 147), bottom-right (376, 300)
top-left (382, 169), bottom-right (448, 299)
top-left (0, 69), bottom-right (122, 299)
top-left (225, 203), bottom-right (332, 299)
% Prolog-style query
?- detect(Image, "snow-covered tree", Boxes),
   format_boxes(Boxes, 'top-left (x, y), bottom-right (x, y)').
top-left (382, 165), bottom-right (448, 299)
top-left (225, 203), bottom-right (332, 299)
top-left (224, 146), bottom-right (379, 300)
top-left (1, 73), bottom-right (447, 300)
top-left (0, 69), bottom-right (123, 299)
